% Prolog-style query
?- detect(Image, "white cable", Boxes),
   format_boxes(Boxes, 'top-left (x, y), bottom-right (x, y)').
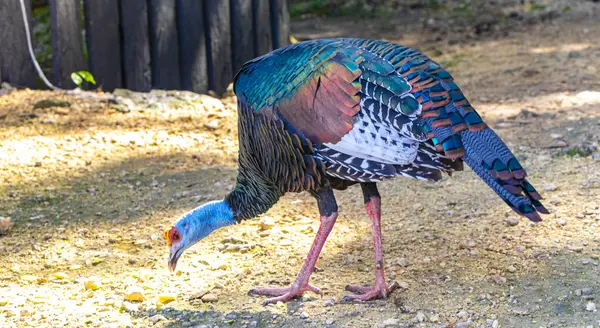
top-left (18, 0), bottom-right (63, 91)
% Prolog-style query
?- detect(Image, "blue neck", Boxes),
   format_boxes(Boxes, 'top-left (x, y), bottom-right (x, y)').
top-left (178, 200), bottom-right (236, 244)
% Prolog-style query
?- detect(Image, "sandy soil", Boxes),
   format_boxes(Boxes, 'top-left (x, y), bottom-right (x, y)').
top-left (1, 5), bottom-right (600, 328)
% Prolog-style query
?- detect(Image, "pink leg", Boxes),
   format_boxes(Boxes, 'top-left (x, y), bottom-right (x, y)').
top-left (249, 212), bottom-right (338, 305)
top-left (343, 184), bottom-right (398, 301)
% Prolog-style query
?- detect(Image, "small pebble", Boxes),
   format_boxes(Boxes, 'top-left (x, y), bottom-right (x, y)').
top-left (323, 299), bottom-right (335, 307)
top-left (415, 311), bottom-right (427, 322)
top-left (158, 294), bottom-right (176, 304)
top-left (259, 217), bottom-right (275, 231)
top-left (456, 310), bottom-right (468, 319)
top-left (201, 294), bottom-right (218, 303)
top-left (379, 318), bottom-right (400, 327)
top-left (124, 286), bottom-right (146, 302)
top-left (326, 319), bottom-right (334, 325)
top-left (429, 313), bottom-right (439, 322)
top-left (507, 265), bottom-right (517, 273)
top-left (455, 321), bottom-right (471, 328)
top-left (204, 120), bottom-right (220, 130)
top-left (505, 217), bottom-right (519, 226)
top-left (149, 314), bottom-right (166, 323)
top-left (586, 302), bottom-right (596, 312)
top-left (52, 272), bottom-right (69, 280)
top-left (543, 184), bottom-right (558, 191)
top-left (84, 277), bottom-right (101, 290)
top-left (299, 311), bottom-right (309, 319)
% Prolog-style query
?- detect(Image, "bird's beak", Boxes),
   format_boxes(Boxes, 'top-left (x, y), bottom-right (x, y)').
top-left (168, 245), bottom-right (183, 272)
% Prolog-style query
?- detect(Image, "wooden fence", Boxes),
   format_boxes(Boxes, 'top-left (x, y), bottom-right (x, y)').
top-left (0, 0), bottom-right (290, 94)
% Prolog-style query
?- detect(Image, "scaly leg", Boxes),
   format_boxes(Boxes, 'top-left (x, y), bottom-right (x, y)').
top-left (249, 188), bottom-right (338, 305)
top-left (343, 183), bottom-right (399, 302)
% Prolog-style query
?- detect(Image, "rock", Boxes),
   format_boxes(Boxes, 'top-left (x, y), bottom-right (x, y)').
top-left (567, 245), bottom-right (583, 252)
top-left (415, 311), bottom-right (427, 322)
top-left (398, 281), bottom-right (409, 289)
top-left (397, 258), bottom-right (408, 267)
top-left (555, 140), bottom-right (568, 148)
top-left (0, 217), bottom-right (12, 235)
top-left (556, 219), bottom-right (567, 226)
top-left (21, 275), bottom-right (39, 283)
top-left (204, 120), bottom-right (220, 130)
top-left (299, 311), bottom-right (309, 319)
top-left (429, 313), bottom-right (439, 322)
top-left (225, 313), bottom-right (237, 320)
top-left (490, 274), bottom-right (507, 285)
top-left (259, 217), bottom-right (275, 230)
top-left (323, 299), bottom-right (335, 307)
top-left (505, 217), bottom-right (519, 226)
top-left (582, 287), bottom-right (594, 295)
top-left (507, 265), bottom-right (517, 273)
top-left (379, 318), bottom-right (400, 327)
top-left (201, 294), bottom-right (218, 302)
top-left (543, 184), bottom-right (558, 191)
top-left (84, 277), bottom-right (101, 290)
top-left (149, 314), bottom-right (166, 323)
top-left (586, 302), bottom-right (596, 312)
top-left (121, 301), bottom-right (140, 312)
top-left (158, 294), bottom-right (176, 304)
top-left (189, 290), bottom-right (210, 300)
top-left (456, 310), bottom-right (468, 319)
top-left (124, 286), bottom-right (146, 302)
top-left (455, 321), bottom-right (471, 328)
top-left (0, 299), bottom-right (8, 306)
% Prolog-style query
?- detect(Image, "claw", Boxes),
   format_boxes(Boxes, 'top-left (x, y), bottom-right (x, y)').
top-left (342, 281), bottom-right (400, 302)
top-left (248, 283), bottom-right (323, 305)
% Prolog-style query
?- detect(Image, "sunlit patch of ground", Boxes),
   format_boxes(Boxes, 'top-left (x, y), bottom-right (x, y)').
top-left (1, 13), bottom-right (600, 328)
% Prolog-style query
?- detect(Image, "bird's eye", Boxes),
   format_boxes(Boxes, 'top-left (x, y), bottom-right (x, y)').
top-left (169, 229), bottom-right (181, 242)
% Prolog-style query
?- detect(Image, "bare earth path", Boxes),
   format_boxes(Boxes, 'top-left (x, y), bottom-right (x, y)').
top-left (1, 8), bottom-right (600, 328)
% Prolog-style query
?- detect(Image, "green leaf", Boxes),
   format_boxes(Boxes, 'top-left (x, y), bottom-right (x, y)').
top-left (70, 71), bottom-right (96, 87)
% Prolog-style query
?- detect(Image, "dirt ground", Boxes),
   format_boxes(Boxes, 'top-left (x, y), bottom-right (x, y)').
top-left (2, 4), bottom-right (600, 328)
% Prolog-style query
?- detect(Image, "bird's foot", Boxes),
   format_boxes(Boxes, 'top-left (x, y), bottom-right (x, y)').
top-left (342, 281), bottom-right (399, 302)
top-left (248, 283), bottom-right (322, 305)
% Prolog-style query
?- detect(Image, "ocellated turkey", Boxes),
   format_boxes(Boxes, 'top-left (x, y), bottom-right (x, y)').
top-left (164, 38), bottom-right (548, 305)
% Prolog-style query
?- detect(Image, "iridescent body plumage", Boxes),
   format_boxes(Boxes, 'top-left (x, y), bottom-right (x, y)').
top-left (167, 38), bottom-right (548, 304)
top-left (228, 38), bottom-right (548, 221)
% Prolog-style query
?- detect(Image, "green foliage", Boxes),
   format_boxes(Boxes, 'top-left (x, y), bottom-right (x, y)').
top-left (527, 2), bottom-right (547, 12)
top-left (453, 1), bottom-right (474, 18)
top-left (71, 71), bottom-right (96, 88)
top-left (427, 0), bottom-right (440, 8)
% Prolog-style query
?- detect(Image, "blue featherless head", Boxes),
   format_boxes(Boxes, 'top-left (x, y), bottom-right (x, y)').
top-left (164, 200), bottom-right (236, 271)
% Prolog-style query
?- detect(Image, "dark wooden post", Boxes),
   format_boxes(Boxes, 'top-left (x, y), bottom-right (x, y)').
top-left (205, 0), bottom-right (232, 95)
top-left (270, 0), bottom-right (290, 49)
top-left (0, 0), bottom-right (37, 88)
top-left (230, 0), bottom-right (255, 74)
top-left (148, 0), bottom-right (180, 90)
top-left (252, 0), bottom-right (272, 56)
top-left (177, 0), bottom-right (208, 94)
top-left (49, 0), bottom-right (87, 88)
top-left (83, 0), bottom-right (122, 91)
top-left (120, 0), bottom-right (151, 92)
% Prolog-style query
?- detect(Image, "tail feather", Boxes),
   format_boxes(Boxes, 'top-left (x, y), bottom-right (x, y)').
top-left (461, 128), bottom-right (547, 221)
